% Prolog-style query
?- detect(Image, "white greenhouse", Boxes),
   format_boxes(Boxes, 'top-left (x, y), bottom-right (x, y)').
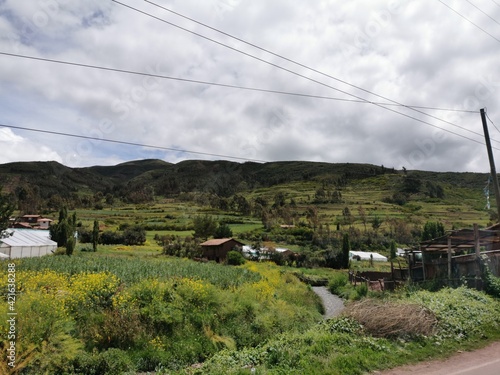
top-left (0, 230), bottom-right (57, 259)
top-left (349, 251), bottom-right (388, 262)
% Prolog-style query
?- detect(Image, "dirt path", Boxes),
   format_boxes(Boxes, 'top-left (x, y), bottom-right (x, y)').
top-left (312, 286), bottom-right (345, 318)
top-left (373, 341), bottom-right (500, 375)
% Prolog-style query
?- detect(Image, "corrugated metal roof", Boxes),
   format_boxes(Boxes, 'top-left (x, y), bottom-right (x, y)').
top-left (200, 238), bottom-right (244, 246)
top-left (0, 230), bottom-right (57, 247)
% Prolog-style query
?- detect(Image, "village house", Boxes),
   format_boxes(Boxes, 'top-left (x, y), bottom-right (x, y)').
top-left (200, 238), bottom-right (244, 263)
top-left (10, 215), bottom-right (53, 230)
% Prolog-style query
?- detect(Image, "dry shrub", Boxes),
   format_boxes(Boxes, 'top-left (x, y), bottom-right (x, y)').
top-left (342, 299), bottom-right (437, 338)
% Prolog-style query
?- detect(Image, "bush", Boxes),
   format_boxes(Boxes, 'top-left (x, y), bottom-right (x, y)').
top-left (410, 287), bottom-right (500, 341)
top-left (100, 231), bottom-right (125, 245)
top-left (72, 348), bottom-right (135, 375)
top-left (78, 228), bottom-right (92, 243)
top-left (328, 273), bottom-right (349, 295)
top-left (483, 267), bottom-right (500, 298)
top-left (123, 225), bottom-right (146, 246)
top-left (227, 250), bottom-right (245, 266)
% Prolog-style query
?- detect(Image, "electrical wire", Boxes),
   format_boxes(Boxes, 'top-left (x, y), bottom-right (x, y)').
top-left (486, 112), bottom-right (500, 134)
top-left (438, 0), bottom-right (500, 43)
top-left (465, 0), bottom-right (500, 26)
top-left (0, 51), bottom-right (475, 113)
top-left (0, 124), bottom-right (268, 163)
top-left (0, 50), bottom-right (490, 145)
top-left (111, 1), bottom-right (482, 137)
top-left (144, 0), bottom-right (475, 115)
top-left (491, 0), bottom-right (500, 8)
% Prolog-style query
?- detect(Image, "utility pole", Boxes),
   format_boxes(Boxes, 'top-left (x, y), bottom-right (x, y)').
top-left (481, 108), bottom-right (500, 222)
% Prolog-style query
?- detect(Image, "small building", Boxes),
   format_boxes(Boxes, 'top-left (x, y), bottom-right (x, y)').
top-left (242, 245), bottom-right (295, 261)
top-left (37, 218), bottom-right (53, 229)
top-left (349, 251), bottom-right (388, 262)
top-left (0, 230), bottom-right (57, 259)
top-left (11, 215), bottom-right (53, 229)
top-left (200, 238), bottom-right (244, 263)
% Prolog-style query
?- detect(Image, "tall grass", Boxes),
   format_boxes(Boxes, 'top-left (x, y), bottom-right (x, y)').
top-left (8, 254), bottom-right (261, 288)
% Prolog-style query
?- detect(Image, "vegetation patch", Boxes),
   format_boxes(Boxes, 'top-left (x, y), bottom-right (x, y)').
top-left (177, 286), bottom-right (500, 375)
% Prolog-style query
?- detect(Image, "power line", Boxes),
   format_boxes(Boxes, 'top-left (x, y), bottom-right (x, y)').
top-left (0, 50), bottom-right (490, 146)
top-left (112, 1), bottom-right (481, 138)
top-left (491, 0), bottom-right (500, 8)
top-left (465, 0), bottom-right (500, 26)
top-left (0, 51), bottom-right (474, 114)
top-left (438, 0), bottom-right (500, 43)
top-left (486, 111), bottom-right (500, 134)
top-left (144, 0), bottom-right (475, 119)
top-left (0, 124), bottom-right (268, 163)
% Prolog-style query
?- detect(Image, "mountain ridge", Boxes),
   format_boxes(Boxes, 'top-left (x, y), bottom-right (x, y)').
top-left (0, 159), bottom-right (490, 203)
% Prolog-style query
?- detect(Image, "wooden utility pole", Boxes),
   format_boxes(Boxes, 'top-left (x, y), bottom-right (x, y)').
top-left (480, 108), bottom-right (500, 221)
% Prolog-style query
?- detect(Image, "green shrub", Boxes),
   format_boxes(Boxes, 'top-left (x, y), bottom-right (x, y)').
top-left (410, 287), bottom-right (500, 341)
top-left (483, 267), bottom-right (500, 298)
top-left (354, 283), bottom-right (368, 300)
top-left (328, 272), bottom-right (349, 294)
top-left (0, 291), bottom-right (82, 375)
top-left (227, 250), bottom-right (245, 265)
top-left (72, 348), bottom-right (135, 375)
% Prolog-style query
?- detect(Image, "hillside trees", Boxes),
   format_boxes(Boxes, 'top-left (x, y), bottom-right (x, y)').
top-left (0, 189), bottom-right (14, 232)
top-left (15, 184), bottom-right (41, 214)
top-left (422, 221), bottom-right (445, 241)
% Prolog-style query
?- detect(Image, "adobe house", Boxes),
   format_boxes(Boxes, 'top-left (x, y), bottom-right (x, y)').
top-left (200, 238), bottom-right (244, 263)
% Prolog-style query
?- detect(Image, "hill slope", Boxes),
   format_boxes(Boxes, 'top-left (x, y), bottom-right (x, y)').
top-left (0, 159), bottom-right (490, 206)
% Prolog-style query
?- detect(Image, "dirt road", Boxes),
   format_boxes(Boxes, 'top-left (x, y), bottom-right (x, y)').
top-left (374, 341), bottom-right (500, 375)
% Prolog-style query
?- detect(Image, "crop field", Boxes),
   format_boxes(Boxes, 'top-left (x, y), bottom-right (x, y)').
top-left (0, 255), bottom-right (324, 374)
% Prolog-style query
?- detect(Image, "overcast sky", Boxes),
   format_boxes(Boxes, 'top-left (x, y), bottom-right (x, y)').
top-left (1, 0), bottom-right (500, 172)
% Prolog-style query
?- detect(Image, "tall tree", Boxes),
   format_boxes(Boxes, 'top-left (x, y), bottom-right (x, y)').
top-left (92, 220), bottom-right (99, 252)
top-left (50, 207), bottom-right (77, 251)
top-left (390, 240), bottom-right (397, 260)
top-left (214, 222), bottom-right (233, 239)
top-left (357, 205), bottom-right (367, 232)
top-left (341, 233), bottom-right (351, 269)
top-left (192, 215), bottom-right (218, 240)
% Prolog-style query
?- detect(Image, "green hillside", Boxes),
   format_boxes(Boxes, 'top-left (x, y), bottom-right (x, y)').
top-left (0, 159), bottom-right (493, 232)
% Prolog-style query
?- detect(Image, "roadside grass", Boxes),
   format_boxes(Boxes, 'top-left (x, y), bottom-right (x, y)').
top-left (178, 287), bottom-right (500, 375)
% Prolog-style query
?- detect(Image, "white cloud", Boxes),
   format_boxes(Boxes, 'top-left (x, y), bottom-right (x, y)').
top-left (0, 127), bottom-right (62, 163)
top-left (0, 0), bottom-right (499, 171)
